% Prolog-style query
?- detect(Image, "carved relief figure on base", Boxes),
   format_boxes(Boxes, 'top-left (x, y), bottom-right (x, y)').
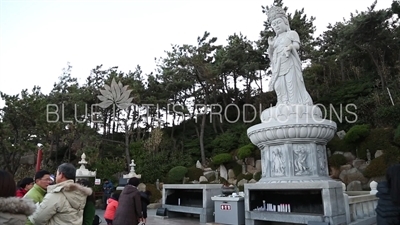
top-left (317, 145), bottom-right (327, 175)
top-left (294, 145), bottom-right (310, 175)
top-left (267, 6), bottom-right (313, 106)
top-left (271, 147), bottom-right (285, 176)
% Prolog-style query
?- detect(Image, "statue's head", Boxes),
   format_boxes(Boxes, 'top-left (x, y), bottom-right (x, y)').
top-left (267, 6), bottom-right (290, 34)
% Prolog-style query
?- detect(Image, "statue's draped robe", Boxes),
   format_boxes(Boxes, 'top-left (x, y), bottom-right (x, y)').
top-left (270, 30), bottom-right (313, 106)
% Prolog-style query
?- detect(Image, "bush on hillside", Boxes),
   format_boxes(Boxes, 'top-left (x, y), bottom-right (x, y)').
top-left (327, 136), bottom-right (356, 153)
top-left (167, 166), bottom-right (188, 184)
top-left (344, 124), bottom-right (371, 144)
top-left (225, 161), bottom-right (242, 176)
top-left (254, 171), bottom-right (261, 181)
top-left (358, 128), bottom-right (394, 160)
top-left (363, 156), bottom-right (387, 178)
top-left (328, 154), bottom-right (347, 169)
top-left (212, 153), bottom-right (233, 165)
top-left (186, 166), bottom-right (203, 181)
top-left (145, 183), bottom-right (162, 203)
top-left (237, 144), bottom-right (255, 160)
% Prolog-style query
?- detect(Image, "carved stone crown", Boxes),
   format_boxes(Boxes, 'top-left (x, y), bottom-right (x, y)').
top-left (267, 6), bottom-right (287, 24)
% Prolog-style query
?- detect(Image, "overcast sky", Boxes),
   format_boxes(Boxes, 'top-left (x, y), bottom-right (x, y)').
top-left (0, 0), bottom-right (394, 108)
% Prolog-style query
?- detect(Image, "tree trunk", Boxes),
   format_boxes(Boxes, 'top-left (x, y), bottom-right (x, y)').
top-left (124, 107), bottom-right (132, 167)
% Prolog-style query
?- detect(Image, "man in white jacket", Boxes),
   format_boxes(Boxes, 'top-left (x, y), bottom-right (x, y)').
top-left (30, 163), bottom-right (92, 225)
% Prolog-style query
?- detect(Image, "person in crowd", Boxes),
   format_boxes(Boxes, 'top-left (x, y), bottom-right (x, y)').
top-left (16, 177), bottom-right (34, 198)
top-left (49, 175), bottom-right (55, 185)
top-left (30, 163), bottom-right (92, 225)
top-left (102, 178), bottom-right (114, 210)
top-left (376, 164), bottom-right (400, 225)
top-left (0, 170), bottom-right (36, 225)
top-left (113, 177), bottom-right (143, 225)
top-left (137, 183), bottom-right (150, 224)
top-left (76, 179), bottom-right (96, 225)
top-left (23, 170), bottom-right (52, 225)
top-left (104, 192), bottom-right (120, 225)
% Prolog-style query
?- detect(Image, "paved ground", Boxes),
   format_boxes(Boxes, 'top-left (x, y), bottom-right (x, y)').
top-left (95, 209), bottom-right (207, 225)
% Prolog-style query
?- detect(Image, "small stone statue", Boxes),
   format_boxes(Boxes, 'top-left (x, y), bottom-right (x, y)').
top-left (156, 179), bottom-right (160, 190)
top-left (367, 149), bottom-right (371, 163)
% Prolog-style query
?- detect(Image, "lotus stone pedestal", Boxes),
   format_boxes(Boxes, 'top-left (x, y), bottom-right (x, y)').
top-left (245, 104), bottom-right (346, 225)
top-left (248, 104), bottom-right (336, 183)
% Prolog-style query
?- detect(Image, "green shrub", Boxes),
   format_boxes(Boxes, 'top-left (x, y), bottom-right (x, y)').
top-left (211, 132), bottom-right (237, 155)
top-left (186, 166), bottom-right (204, 181)
top-left (237, 144), bottom-right (255, 160)
top-left (226, 161), bottom-right (242, 176)
top-left (167, 166), bottom-right (188, 184)
top-left (212, 153), bottom-right (233, 165)
top-left (236, 174), bottom-right (244, 182)
top-left (243, 173), bottom-right (253, 180)
top-left (254, 171), bottom-right (261, 181)
top-left (145, 183), bottom-right (162, 203)
top-left (358, 128), bottom-right (395, 160)
top-left (363, 156), bottom-right (387, 178)
top-left (236, 173), bottom-right (253, 184)
top-left (328, 154), bottom-right (347, 169)
top-left (327, 136), bottom-right (356, 153)
top-left (344, 124), bottom-right (371, 144)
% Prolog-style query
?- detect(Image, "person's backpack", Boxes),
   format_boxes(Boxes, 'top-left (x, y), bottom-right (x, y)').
top-left (93, 215), bottom-right (101, 225)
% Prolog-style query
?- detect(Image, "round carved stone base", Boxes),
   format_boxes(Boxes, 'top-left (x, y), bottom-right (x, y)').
top-left (247, 104), bottom-right (337, 182)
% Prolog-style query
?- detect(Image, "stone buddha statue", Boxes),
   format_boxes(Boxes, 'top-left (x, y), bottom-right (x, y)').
top-left (267, 6), bottom-right (313, 106)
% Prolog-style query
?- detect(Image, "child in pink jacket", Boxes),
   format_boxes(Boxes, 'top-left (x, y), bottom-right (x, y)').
top-left (104, 192), bottom-right (119, 225)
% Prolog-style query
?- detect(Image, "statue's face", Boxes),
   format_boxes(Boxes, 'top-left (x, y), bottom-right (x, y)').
top-left (271, 18), bottom-right (287, 35)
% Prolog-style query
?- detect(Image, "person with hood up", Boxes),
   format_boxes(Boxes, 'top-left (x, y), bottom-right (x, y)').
top-left (376, 164), bottom-right (400, 225)
top-left (0, 170), bottom-right (36, 225)
top-left (113, 177), bottom-right (143, 225)
top-left (104, 192), bottom-right (120, 225)
top-left (29, 163), bottom-right (92, 225)
top-left (16, 177), bottom-right (34, 198)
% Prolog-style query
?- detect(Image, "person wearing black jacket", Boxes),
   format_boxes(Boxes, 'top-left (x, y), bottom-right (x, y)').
top-left (139, 191), bottom-right (151, 224)
top-left (376, 164), bottom-right (400, 225)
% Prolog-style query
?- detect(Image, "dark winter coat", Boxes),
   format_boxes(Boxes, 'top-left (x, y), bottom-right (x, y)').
top-left (376, 181), bottom-right (400, 225)
top-left (113, 185), bottom-right (142, 225)
top-left (140, 192), bottom-right (150, 219)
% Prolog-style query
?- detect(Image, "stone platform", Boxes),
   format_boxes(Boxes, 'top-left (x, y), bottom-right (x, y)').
top-left (244, 180), bottom-right (347, 225)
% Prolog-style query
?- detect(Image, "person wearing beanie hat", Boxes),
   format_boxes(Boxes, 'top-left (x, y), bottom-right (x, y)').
top-left (16, 177), bottom-right (34, 198)
top-left (113, 177), bottom-right (143, 225)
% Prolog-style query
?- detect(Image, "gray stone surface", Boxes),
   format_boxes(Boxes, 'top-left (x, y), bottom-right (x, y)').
top-left (375, 150), bottom-right (383, 158)
top-left (95, 209), bottom-right (202, 225)
top-left (162, 184), bottom-right (222, 223)
top-left (244, 181), bottom-right (346, 225)
top-left (347, 180), bottom-right (363, 191)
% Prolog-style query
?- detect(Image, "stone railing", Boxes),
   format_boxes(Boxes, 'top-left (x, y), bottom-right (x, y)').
top-left (342, 181), bottom-right (378, 225)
